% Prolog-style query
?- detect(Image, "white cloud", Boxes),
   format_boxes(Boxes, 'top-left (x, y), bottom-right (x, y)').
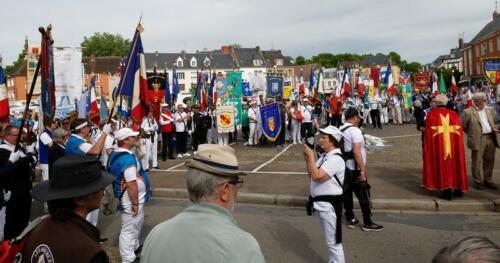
top-left (0, 0), bottom-right (495, 66)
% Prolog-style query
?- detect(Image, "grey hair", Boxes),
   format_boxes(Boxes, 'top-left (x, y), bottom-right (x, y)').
top-left (52, 128), bottom-right (69, 139)
top-left (435, 94), bottom-right (449, 106)
top-left (432, 236), bottom-right (500, 263)
top-left (186, 168), bottom-right (226, 203)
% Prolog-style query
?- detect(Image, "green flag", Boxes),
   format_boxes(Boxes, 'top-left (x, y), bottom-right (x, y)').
top-left (438, 72), bottom-right (446, 94)
top-left (227, 71), bottom-right (242, 98)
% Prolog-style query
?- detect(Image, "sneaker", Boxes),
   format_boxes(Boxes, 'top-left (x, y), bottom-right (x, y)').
top-left (153, 166), bottom-right (161, 169)
top-left (362, 223), bottom-right (384, 232)
top-left (347, 218), bottom-right (360, 229)
top-left (193, 151), bottom-right (197, 155)
top-left (183, 153), bottom-right (191, 157)
top-left (177, 154), bottom-right (183, 158)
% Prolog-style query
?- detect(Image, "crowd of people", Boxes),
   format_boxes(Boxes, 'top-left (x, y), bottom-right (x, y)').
top-left (0, 84), bottom-right (498, 262)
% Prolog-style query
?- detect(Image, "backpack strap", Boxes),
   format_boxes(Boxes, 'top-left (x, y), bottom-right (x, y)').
top-left (317, 153), bottom-right (344, 188)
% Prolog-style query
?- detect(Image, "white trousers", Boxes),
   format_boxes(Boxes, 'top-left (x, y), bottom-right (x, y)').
top-left (392, 105), bottom-right (402, 124)
top-left (0, 207), bottom-right (5, 241)
top-left (291, 120), bottom-right (301, 144)
top-left (120, 204), bottom-right (144, 263)
top-left (317, 208), bottom-right (345, 263)
top-left (86, 209), bottom-right (99, 227)
top-left (40, 164), bottom-right (49, 181)
top-left (142, 135), bottom-right (158, 169)
top-left (402, 108), bottom-right (411, 123)
top-left (248, 122), bottom-right (258, 145)
top-left (206, 128), bottom-right (218, 144)
top-left (363, 108), bottom-right (372, 124)
top-left (217, 133), bottom-right (229, 145)
top-left (381, 107), bottom-right (389, 124)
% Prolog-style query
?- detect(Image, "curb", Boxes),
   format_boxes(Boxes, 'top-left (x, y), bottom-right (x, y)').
top-left (152, 188), bottom-right (500, 213)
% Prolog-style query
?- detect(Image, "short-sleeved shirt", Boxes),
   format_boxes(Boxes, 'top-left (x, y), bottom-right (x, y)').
top-left (65, 134), bottom-right (92, 156)
top-left (340, 123), bottom-right (366, 170)
top-left (108, 148), bottom-right (148, 211)
top-left (174, 112), bottom-right (187, 132)
top-left (300, 105), bottom-right (313, 123)
top-left (310, 148), bottom-right (345, 212)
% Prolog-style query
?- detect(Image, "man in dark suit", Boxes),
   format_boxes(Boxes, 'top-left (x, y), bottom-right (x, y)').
top-left (48, 128), bottom-right (69, 175)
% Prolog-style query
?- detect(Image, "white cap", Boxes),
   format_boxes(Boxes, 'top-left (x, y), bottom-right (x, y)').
top-left (161, 103), bottom-right (169, 107)
top-left (319, 125), bottom-right (343, 142)
top-left (303, 98), bottom-right (309, 102)
top-left (471, 92), bottom-right (486, 100)
top-left (114, 128), bottom-right (139, 141)
top-left (250, 100), bottom-right (257, 105)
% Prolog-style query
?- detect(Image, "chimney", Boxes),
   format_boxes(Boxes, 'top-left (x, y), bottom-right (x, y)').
top-left (494, 10), bottom-right (499, 20)
top-left (221, 46), bottom-right (231, 54)
top-left (181, 50), bottom-right (186, 59)
top-left (459, 38), bottom-right (464, 49)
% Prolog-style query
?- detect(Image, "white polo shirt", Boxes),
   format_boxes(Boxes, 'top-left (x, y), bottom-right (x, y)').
top-left (300, 104), bottom-right (313, 123)
top-left (310, 148), bottom-right (345, 212)
top-left (340, 123), bottom-right (366, 171)
top-left (174, 111), bottom-right (188, 132)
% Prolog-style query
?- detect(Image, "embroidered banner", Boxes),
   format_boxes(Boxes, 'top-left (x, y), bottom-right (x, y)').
top-left (260, 102), bottom-right (281, 141)
top-left (216, 105), bottom-right (235, 133)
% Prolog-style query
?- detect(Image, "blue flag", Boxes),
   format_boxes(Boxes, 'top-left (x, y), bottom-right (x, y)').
top-left (100, 95), bottom-right (109, 120)
top-left (260, 103), bottom-right (281, 142)
top-left (309, 66), bottom-right (315, 93)
top-left (172, 67), bottom-right (179, 100)
top-left (165, 69), bottom-right (171, 106)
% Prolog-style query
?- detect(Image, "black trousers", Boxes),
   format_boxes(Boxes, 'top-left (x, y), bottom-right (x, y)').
top-left (242, 126), bottom-right (249, 142)
top-left (176, 131), bottom-right (187, 154)
top-left (370, 109), bottom-right (382, 128)
top-left (161, 132), bottom-right (175, 160)
top-left (4, 193), bottom-right (31, 240)
top-left (301, 122), bottom-right (314, 140)
top-left (275, 122), bottom-right (286, 146)
top-left (192, 129), bottom-right (206, 151)
top-left (343, 169), bottom-right (373, 225)
top-left (330, 114), bottom-right (342, 128)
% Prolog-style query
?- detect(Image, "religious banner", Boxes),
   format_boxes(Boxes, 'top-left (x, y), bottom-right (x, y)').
top-left (483, 58), bottom-right (500, 85)
top-left (215, 77), bottom-right (228, 100)
top-left (260, 103), bottom-right (281, 141)
top-left (27, 45), bottom-right (42, 95)
top-left (146, 71), bottom-right (166, 120)
top-left (226, 98), bottom-right (242, 125)
top-left (414, 72), bottom-right (430, 91)
top-left (227, 71), bottom-right (242, 98)
top-left (402, 84), bottom-right (413, 110)
top-left (248, 72), bottom-right (266, 94)
top-left (242, 82), bottom-right (252, 97)
top-left (283, 80), bottom-right (292, 99)
top-left (216, 105), bottom-right (235, 133)
top-left (53, 47), bottom-right (83, 118)
top-left (266, 75), bottom-right (283, 97)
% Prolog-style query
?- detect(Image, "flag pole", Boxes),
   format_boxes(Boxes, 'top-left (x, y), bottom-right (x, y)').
top-left (109, 18), bottom-right (142, 123)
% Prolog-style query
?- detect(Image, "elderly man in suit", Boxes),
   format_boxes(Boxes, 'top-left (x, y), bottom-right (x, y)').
top-left (461, 92), bottom-right (500, 190)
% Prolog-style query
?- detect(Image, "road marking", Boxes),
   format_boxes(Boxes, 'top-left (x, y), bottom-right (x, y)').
top-left (379, 134), bottom-right (420, 139)
top-left (251, 144), bottom-right (294, 172)
top-left (164, 162), bottom-right (185, 171)
top-left (152, 169), bottom-right (308, 175)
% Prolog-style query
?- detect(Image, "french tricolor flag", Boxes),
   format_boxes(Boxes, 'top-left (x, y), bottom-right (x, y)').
top-left (87, 77), bottom-right (100, 124)
top-left (116, 24), bottom-right (149, 130)
top-left (0, 65), bottom-right (9, 123)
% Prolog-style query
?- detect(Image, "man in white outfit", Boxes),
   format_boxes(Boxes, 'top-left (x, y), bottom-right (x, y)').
top-left (141, 111), bottom-right (159, 170)
top-left (247, 101), bottom-right (258, 146)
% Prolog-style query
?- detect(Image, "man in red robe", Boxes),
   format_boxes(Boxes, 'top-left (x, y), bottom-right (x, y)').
top-left (422, 94), bottom-right (468, 200)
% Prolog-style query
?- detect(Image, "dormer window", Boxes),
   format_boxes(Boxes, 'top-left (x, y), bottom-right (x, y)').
top-left (203, 57), bottom-right (211, 67)
top-left (275, 59), bottom-right (283, 66)
top-left (190, 57), bottom-right (197, 68)
top-left (177, 57), bottom-right (183, 68)
top-left (253, 59), bottom-right (263, 67)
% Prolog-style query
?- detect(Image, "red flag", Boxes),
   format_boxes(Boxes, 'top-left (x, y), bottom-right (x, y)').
top-left (422, 108), bottom-right (467, 191)
top-left (370, 67), bottom-right (380, 88)
top-left (450, 75), bottom-right (457, 95)
top-left (299, 83), bottom-right (305, 96)
top-left (88, 83), bottom-right (100, 124)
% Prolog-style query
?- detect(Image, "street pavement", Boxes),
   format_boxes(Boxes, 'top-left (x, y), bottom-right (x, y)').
top-left (89, 199), bottom-right (500, 263)
top-left (149, 123), bottom-right (500, 211)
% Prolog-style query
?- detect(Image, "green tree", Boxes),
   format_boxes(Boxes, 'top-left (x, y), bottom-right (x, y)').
top-left (295, 55), bottom-right (306, 65)
top-left (81, 33), bottom-right (130, 57)
top-left (388, 51), bottom-right (402, 66)
top-left (312, 53), bottom-right (336, 68)
top-left (4, 50), bottom-right (25, 75)
top-left (404, 61), bottom-right (422, 74)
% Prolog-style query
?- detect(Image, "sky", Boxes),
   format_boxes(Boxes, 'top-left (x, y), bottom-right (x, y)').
top-left (0, 0), bottom-right (496, 66)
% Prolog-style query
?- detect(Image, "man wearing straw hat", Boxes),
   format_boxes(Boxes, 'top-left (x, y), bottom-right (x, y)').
top-left (141, 144), bottom-right (265, 263)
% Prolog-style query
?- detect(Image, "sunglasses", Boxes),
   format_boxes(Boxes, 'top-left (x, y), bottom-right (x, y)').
top-left (227, 180), bottom-right (244, 189)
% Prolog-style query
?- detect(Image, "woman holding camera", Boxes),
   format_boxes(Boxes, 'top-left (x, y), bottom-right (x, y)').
top-left (303, 126), bottom-right (345, 263)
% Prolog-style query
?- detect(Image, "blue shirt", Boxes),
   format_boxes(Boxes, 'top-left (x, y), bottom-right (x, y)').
top-left (38, 129), bottom-right (52, 164)
top-left (107, 150), bottom-right (151, 201)
top-left (65, 134), bottom-right (86, 156)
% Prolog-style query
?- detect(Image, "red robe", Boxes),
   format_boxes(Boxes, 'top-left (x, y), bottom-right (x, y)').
top-left (422, 108), bottom-right (468, 191)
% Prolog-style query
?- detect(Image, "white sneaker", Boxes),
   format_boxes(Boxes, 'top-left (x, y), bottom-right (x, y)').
top-left (177, 154), bottom-right (183, 158)
top-left (193, 151), bottom-right (197, 155)
top-left (184, 153), bottom-right (191, 157)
